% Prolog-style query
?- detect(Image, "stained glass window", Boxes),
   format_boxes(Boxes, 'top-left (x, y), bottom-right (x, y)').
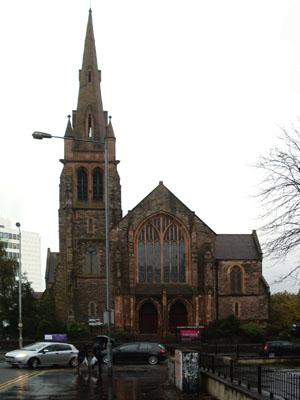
top-left (137, 214), bottom-right (187, 283)
top-left (77, 167), bottom-right (88, 201)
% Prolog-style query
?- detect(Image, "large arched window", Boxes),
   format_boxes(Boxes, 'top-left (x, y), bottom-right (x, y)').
top-left (230, 266), bottom-right (242, 294)
top-left (137, 214), bottom-right (187, 283)
top-left (92, 168), bottom-right (103, 201)
top-left (77, 168), bottom-right (88, 201)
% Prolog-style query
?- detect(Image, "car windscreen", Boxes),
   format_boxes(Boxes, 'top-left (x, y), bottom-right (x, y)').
top-left (22, 342), bottom-right (48, 351)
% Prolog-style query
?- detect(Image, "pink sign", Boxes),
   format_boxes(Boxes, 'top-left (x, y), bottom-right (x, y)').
top-left (179, 329), bottom-right (200, 338)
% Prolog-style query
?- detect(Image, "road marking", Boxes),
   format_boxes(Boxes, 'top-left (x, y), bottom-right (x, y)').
top-left (0, 370), bottom-right (45, 391)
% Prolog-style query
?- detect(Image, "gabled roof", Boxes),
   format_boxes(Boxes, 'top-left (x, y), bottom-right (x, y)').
top-left (120, 181), bottom-right (216, 235)
top-left (215, 231), bottom-right (262, 260)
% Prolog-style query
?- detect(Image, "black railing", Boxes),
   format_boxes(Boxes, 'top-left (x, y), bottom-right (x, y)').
top-left (200, 353), bottom-right (300, 400)
top-left (166, 342), bottom-right (262, 356)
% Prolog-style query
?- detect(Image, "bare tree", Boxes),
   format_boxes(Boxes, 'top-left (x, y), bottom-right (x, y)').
top-left (257, 127), bottom-right (300, 274)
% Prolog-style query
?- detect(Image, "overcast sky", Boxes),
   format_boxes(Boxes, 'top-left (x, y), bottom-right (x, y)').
top-left (1, 0), bottom-right (300, 292)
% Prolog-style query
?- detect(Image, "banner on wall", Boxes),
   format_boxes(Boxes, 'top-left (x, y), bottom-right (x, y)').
top-left (177, 326), bottom-right (203, 342)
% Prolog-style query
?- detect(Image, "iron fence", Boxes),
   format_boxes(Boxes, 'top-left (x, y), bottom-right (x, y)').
top-left (200, 353), bottom-right (300, 400)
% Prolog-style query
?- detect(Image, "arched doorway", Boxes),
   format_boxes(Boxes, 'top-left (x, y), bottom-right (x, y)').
top-left (169, 301), bottom-right (188, 333)
top-left (139, 302), bottom-right (158, 333)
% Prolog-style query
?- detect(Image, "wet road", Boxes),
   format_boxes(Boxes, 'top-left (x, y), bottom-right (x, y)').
top-left (0, 363), bottom-right (214, 399)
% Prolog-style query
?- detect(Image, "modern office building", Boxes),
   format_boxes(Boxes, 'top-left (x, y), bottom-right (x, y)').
top-left (0, 217), bottom-right (42, 291)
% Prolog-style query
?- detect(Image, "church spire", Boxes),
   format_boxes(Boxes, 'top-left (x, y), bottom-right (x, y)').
top-left (73, 9), bottom-right (107, 141)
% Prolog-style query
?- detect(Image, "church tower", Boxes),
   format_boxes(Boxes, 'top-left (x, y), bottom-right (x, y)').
top-left (54, 10), bottom-right (122, 322)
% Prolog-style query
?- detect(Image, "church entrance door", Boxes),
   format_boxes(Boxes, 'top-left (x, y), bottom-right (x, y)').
top-left (139, 302), bottom-right (158, 333)
top-left (169, 301), bottom-right (188, 333)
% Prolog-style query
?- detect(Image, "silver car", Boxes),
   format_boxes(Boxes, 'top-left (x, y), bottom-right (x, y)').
top-left (5, 342), bottom-right (78, 368)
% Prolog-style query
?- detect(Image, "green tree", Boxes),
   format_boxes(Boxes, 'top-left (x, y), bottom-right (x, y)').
top-left (268, 292), bottom-right (300, 337)
top-left (0, 241), bottom-right (18, 337)
top-left (35, 290), bottom-right (66, 339)
top-left (207, 315), bottom-right (242, 342)
top-left (0, 241), bottom-right (42, 339)
top-left (240, 322), bottom-right (265, 342)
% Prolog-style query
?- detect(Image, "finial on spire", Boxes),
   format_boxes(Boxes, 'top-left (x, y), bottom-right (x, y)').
top-left (67, 114), bottom-right (71, 120)
top-left (109, 115), bottom-right (112, 123)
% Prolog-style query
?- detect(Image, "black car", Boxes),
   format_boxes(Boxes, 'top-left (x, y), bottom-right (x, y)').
top-left (260, 341), bottom-right (300, 357)
top-left (102, 342), bottom-right (167, 365)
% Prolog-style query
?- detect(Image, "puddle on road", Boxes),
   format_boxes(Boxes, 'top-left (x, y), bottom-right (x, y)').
top-left (1, 365), bottom-right (214, 399)
top-left (74, 366), bottom-right (211, 400)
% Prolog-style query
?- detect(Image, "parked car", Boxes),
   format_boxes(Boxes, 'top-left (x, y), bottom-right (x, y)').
top-left (291, 322), bottom-right (300, 337)
top-left (5, 342), bottom-right (78, 368)
top-left (260, 341), bottom-right (300, 357)
top-left (102, 342), bottom-right (167, 365)
top-left (95, 335), bottom-right (115, 349)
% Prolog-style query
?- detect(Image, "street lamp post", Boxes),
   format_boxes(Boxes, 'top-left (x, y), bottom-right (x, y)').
top-left (15, 222), bottom-right (23, 349)
top-left (32, 131), bottom-right (113, 374)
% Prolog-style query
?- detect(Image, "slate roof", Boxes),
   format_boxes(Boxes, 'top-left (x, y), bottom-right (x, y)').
top-left (215, 232), bottom-right (262, 260)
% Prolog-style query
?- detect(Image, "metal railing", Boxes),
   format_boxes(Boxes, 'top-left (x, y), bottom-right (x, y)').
top-left (200, 353), bottom-right (300, 400)
top-left (166, 343), bottom-right (262, 357)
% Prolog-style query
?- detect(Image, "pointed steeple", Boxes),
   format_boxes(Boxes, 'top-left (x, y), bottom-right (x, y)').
top-left (73, 9), bottom-right (107, 141)
top-left (106, 115), bottom-right (116, 159)
top-left (106, 116), bottom-right (115, 139)
top-left (64, 115), bottom-right (73, 137)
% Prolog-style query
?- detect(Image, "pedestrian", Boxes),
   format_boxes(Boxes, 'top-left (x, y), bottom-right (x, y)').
top-left (77, 345), bottom-right (89, 372)
top-left (92, 340), bottom-right (103, 376)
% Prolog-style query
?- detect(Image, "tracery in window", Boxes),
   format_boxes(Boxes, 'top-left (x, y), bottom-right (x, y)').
top-left (137, 214), bottom-right (187, 283)
top-left (230, 266), bottom-right (242, 294)
top-left (92, 168), bottom-right (103, 201)
top-left (77, 167), bottom-right (88, 201)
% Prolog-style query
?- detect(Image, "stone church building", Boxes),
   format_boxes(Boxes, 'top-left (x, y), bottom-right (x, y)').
top-left (46, 10), bottom-right (269, 339)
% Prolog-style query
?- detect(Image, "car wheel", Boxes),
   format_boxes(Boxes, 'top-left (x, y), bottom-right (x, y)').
top-left (28, 358), bottom-right (39, 369)
top-left (102, 355), bottom-right (108, 364)
top-left (69, 357), bottom-right (77, 368)
top-left (268, 352), bottom-right (276, 358)
top-left (148, 355), bottom-right (158, 365)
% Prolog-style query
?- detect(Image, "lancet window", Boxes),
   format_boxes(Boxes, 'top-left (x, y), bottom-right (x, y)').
top-left (77, 168), bottom-right (88, 201)
top-left (87, 113), bottom-right (93, 137)
top-left (92, 168), bottom-right (103, 201)
top-left (230, 266), bottom-right (242, 294)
